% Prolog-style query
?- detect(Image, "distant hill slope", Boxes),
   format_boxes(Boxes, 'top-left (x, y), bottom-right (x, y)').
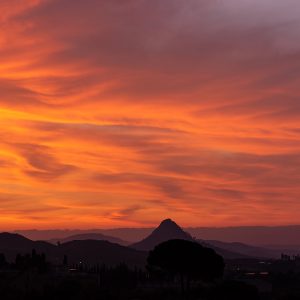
top-left (60, 240), bottom-right (146, 266)
top-left (0, 233), bottom-right (146, 267)
top-left (15, 228), bottom-right (153, 242)
top-left (49, 233), bottom-right (129, 246)
top-left (0, 232), bottom-right (56, 261)
top-left (185, 226), bottom-right (300, 246)
top-left (15, 225), bottom-right (300, 246)
top-left (198, 240), bottom-right (250, 259)
top-left (7, 220), bottom-right (295, 262)
top-left (203, 240), bottom-right (280, 259)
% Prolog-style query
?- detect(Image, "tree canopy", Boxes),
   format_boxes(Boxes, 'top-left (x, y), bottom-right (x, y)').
top-left (147, 239), bottom-right (224, 283)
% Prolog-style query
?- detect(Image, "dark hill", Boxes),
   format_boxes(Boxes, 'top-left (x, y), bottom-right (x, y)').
top-left (0, 233), bottom-right (146, 266)
top-left (198, 240), bottom-right (250, 259)
top-left (0, 232), bottom-right (56, 261)
top-left (131, 220), bottom-right (254, 259)
top-left (203, 240), bottom-right (279, 258)
top-left (50, 233), bottom-right (128, 246)
top-left (59, 240), bottom-right (146, 266)
top-left (131, 219), bottom-right (194, 251)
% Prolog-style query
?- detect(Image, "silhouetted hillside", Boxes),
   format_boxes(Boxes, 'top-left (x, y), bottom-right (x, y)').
top-left (204, 240), bottom-right (279, 258)
top-left (0, 233), bottom-right (146, 267)
top-left (50, 233), bottom-right (129, 246)
top-left (131, 219), bottom-right (194, 251)
top-left (186, 225), bottom-right (300, 246)
top-left (131, 220), bottom-right (254, 259)
top-left (16, 225), bottom-right (300, 247)
top-left (59, 240), bottom-right (146, 266)
top-left (15, 228), bottom-right (153, 242)
top-left (0, 232), bottom-right (56, 261)
top-left (4, 219), bottom-right (287, 264)
top-left (199, 240), bottom-right (250, 259)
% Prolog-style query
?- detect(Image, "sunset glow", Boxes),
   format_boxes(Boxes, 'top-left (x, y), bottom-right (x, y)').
top-left (1, 0), bottom-right (300, 229)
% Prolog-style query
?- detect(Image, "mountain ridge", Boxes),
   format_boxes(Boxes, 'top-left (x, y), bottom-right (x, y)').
top-left (3, 220), bottom-right (296, 261)
top-left (15, 225), bottom-right (300, 246)
top-left (49, 233), bottom-right (129, 246)
top-left (130, 219), bottom-right (252, 259)
top-left (0, 232), bottom-right (146, 266)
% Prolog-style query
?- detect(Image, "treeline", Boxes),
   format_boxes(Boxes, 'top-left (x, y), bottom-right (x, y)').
top-left (0, 239), bottom-right (299, 299)
top-left (0, 241), bottom-right (260, 300)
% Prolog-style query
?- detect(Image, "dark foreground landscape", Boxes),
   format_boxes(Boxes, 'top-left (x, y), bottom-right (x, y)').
top-left (0, 219), bottom-right (300, 300)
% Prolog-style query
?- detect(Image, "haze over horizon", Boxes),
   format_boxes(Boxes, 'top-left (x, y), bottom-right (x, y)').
top-left (1, 0), bottom-right (300, 230)
top-left (7, 219), bottom-right (300, 247)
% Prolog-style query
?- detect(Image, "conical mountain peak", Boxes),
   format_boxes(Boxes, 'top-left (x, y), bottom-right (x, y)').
top-left (155, 218), bottom-right (186, 234)
top-left (131, 219), bottom-right (193, 251)
top-left (159, 218), bottom-right (177, 226)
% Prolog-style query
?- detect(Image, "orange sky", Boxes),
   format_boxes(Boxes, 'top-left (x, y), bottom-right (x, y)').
top-left (0, 0), bottom-right (300, 229)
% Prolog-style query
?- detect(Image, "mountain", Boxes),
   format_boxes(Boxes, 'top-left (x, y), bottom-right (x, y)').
top-left (100, 228), bottom-right (153, 243)
top-left (49, 233), bottom-right (129, 246)
top-left (15, 228), bottom-right (153, 242)
top-left (3, 221), bottom-right (288, 263)
top-left (131, 219), bottom-right (258, 259)
top-left (198, 240), bottom-right (250, 259)
top-left (131, 219), bottom-right (194, 251)
top-left (0, 232), bottom-right (56, 261)
top-left (15, 225), bottom-right (300, 245)
top-left (200, 240), bottom-right (279, 259)
top-left (59, 240), bottom-right (146, 266)
top-left (0, 232), bottom-right (146, 266)
top-left (185, 225), bottom-right (300, 246)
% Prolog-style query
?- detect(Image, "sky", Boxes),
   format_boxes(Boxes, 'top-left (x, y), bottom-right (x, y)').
top-left (0, 0), bottom-right (300, 229)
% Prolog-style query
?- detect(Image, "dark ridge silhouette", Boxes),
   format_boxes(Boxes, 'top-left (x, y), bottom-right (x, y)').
top-left (59, 240), bottom-right (146, 266)
top-left (0, 233), bottom-right (146, 267)
top-left (186, 225), bottom-right (300, 246)
top-left (2, 219), bottom-right (285, 266)
top-left (0, 232), bottom-right (56, 261)
top-left (203, 240), bottom-right (279, 259)
top-left (15, 225), bottom-right (300, 248)
top-left (100, 227), bottom-right (153, 242)
top-left (0, 232), bottom-right (39, 247)
top-left (131, 219), bottom-right (253, 259)
top-left (49, 233), bottom-right (129, 246)
top-left (198, 240), bottom-right (250, 259)
top-left (15, 228), bottom-right (153, 242)
top-left (131, 219), bottom-right (194, 251)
